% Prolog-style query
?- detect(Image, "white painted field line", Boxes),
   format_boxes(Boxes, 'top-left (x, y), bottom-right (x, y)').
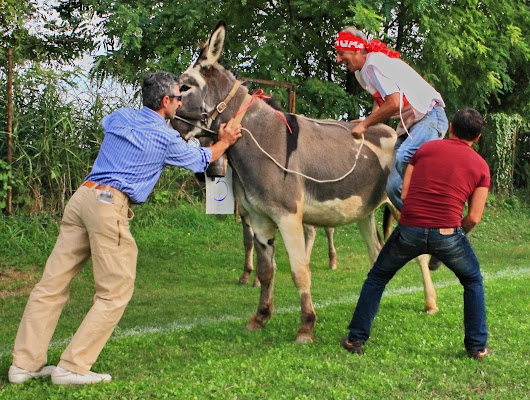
top-left (1, 266), bottom-right (528, 357)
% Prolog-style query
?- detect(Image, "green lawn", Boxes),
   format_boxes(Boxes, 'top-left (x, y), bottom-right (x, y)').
top-left (0, 200), bottom-right (529, 399)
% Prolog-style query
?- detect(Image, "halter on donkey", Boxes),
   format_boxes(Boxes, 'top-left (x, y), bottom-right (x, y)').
top-left (174, 21), bottom-right (438, 343)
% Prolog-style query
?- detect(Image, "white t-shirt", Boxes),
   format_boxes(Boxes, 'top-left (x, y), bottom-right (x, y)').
top-left (355, 52), bottom-right (445, 135)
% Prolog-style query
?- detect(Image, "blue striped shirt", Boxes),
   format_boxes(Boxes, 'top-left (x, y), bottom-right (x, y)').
top-left (86, 106), bottom-right (212, 204)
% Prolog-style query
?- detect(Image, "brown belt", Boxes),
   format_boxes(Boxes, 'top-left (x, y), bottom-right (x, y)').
top-left (82, 181), bottom-right (130, 204)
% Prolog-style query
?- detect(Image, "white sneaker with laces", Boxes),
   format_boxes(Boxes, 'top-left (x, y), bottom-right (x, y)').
top-left (51, 366), bottom-right (112, 385)
top-left (8, 365), bottom-right (56, 384)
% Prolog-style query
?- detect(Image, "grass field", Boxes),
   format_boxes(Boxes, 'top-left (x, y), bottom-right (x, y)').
top-left (0, 198), bottom-right (529, 399)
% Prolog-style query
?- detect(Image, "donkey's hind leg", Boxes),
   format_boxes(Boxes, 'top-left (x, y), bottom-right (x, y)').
top-left (304, 225), bottom-right (337, 270)
top-left (245, 215), bottom-right (277, 331)
top-left (386, 204), bottom-right (438, 314)
top-left (416, 254), bottom-right (438, 314)
top-left (238, 214), bottom-right (260, 286)
top-left (325, 227), bottom-right (337, 270)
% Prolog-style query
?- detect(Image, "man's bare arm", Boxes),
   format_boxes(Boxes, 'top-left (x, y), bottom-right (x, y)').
top-left (461, 187), bottom-right (489, 233)
top-left (401, 164), bottom-right (414, 201)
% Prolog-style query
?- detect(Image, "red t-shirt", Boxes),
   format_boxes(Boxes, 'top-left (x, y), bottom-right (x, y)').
top-left (399, 139), bottom-right (490, 228)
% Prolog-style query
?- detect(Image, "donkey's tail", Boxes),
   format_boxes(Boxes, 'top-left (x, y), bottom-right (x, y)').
top-left (383, 204), bottom-right (394, 240)
top-left (377, 204), bottom-right (395, 245)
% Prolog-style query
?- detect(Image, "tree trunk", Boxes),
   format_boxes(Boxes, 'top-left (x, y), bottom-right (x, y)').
top-left (6, 48), bottom-right (13, 215)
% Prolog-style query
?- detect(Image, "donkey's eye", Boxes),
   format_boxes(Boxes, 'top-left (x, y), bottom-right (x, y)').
top-left (180, 85), bottom-right (191, 92)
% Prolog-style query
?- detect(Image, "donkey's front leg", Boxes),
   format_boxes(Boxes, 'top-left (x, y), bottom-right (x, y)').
top-left (280, 216), bottom-right (316, 344)
top-left (245, 217), bottom-right (277, 331)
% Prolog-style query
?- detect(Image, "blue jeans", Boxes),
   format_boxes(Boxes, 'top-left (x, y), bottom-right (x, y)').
top-left (347, 225), bottom-right (488, 352)
top-left (386, 106), bottom-right (448, 210)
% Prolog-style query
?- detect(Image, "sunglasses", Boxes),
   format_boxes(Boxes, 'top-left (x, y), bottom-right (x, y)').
top-left (168, 94), bottom-right (182, 101)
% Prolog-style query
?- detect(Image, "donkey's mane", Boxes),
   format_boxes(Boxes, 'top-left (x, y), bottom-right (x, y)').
top-left (260, 95), bottom-right (283, 111)
top-left (219, 62), bottom-right (285, 112)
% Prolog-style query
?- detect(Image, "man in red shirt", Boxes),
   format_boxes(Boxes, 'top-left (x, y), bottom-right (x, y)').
top-left (341, 108), bottom-right (492, 359)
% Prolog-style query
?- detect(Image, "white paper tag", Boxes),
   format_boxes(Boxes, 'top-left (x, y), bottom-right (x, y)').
top-left (205, 165), bottom-right (235, 214)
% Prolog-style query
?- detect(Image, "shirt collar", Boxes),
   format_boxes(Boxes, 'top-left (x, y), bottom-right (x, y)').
top-left (140, 106), bottom-right (167, 123)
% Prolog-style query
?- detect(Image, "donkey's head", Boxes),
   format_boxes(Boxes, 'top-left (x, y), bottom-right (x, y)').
top-left (173, 21), bottom-right (239, 139)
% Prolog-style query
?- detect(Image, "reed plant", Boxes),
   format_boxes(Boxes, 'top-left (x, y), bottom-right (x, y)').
top-left (1, 66), bottom-right (139, 216)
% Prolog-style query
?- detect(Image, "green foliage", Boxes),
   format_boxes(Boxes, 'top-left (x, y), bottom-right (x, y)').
top-left (513, 126), bottom-right (530, 202)
top-left (0, 66), bottom-right (138, 215)
top-left (0, 213), bottom-right (59, 268)
top-left (56, 0), bottom-right (369, 118)
top-left (0, 0), bottom-right (93, 65)
top-left (53, 0), bottom-right (530, 123)
top-left (3, 1), bottom-right (529, 214)
top-left (296, 78), bottom-right (364, 119)
top-left (481, 113), bottom-right (523, 197)
top-left (0, 160), bottom-right (13, 210)
top-left (414, 0), bottom-right (530, 120)
top-left (150, 168), bottom-right (204, 207)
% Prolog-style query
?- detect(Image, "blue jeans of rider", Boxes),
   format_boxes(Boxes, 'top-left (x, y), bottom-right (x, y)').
top-left (386, 106), bottom-right (449, 210)
top-left (347, 225), bottom-right (488, 352)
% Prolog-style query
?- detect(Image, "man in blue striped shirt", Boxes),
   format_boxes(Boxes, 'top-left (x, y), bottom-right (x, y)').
top-left (9, 71), bottom-right (242, 385)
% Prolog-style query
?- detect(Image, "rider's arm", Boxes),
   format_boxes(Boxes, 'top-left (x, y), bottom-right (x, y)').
top-left (352, 92), bottom-right (400, 137)
top-left (401, 164), bottom-right (414, 201)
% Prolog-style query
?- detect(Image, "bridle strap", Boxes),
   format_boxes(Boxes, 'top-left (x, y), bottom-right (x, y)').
top-left (210, 80), bottom-right (242, 121)
top-left (173, 81), bottom-right (252, 135)
top-left (232, 93), bottom-right (253, 125)
top-left (173, 115), bottom-right (217, 135)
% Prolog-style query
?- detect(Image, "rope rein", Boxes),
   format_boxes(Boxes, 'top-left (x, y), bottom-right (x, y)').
top-left (173, 115), bottom-right (217, 135)
top-left (242, 118), bottom-right (366, 183)
top-left (175, 95), bottom-right (366, 184)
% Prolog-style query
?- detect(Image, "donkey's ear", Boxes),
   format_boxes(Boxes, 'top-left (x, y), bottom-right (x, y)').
top-left (197, 20), bottom-right (226, 68)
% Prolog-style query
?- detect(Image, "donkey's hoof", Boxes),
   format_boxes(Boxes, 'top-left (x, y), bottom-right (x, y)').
top-left (295, 333), bottom-right (315, 344)
top-left (252, 279), bottom-right (261, 288)
top-left (245, 318), bottom-right (264, 331)
top-left (238, 277), bottom-right (249, 285)
top-left (425, 304), bottom-right (439, 315)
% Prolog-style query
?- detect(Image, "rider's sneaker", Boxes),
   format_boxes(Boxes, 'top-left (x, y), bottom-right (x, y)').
top-left (341, 337), bottom-right (364, 354)
top-left (467, 347), bottom-right (492, 359)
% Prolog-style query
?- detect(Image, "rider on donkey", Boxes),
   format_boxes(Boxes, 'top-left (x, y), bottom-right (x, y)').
top-left (334, 27), bottom-right (448, 212)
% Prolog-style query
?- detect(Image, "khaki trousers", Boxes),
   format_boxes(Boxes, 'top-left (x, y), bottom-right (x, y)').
top-left (12, 184), bottom-right (137, 375)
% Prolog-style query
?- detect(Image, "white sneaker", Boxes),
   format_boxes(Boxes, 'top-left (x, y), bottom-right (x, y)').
top-left (51, 366), bottom-right (112, 385)
top-left (8, 365), bottom-right (56, 384)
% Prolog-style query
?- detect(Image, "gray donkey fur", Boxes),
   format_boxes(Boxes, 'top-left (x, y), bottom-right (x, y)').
top-left (173, 21), bottom-right (437, 343)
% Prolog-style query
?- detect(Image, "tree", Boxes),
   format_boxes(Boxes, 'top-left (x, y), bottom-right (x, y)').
top-left (399, 0), bottom-right (530, 120)
top-left (55, 0), bottom-right (372, 118)
top-left (0, 0), bottom-right (95, 67)
top-left (54, 0), bottom-right (529, 122)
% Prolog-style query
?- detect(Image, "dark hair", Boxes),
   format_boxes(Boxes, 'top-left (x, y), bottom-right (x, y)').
top-left (451, 108), bottom-right (483, 141)
top-left (142, 71), bottom-right (180, 110)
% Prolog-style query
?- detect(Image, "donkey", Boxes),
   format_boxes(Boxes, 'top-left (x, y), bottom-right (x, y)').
top-left (174, 21), bottom-right (437, 343)
top-left (199, 139), bottom-right (338, 287)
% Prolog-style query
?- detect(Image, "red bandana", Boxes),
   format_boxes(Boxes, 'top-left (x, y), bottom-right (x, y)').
top-left (334, 31), bottom-right (400, 58)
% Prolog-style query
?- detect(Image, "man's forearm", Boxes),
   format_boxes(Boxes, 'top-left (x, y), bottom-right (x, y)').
top-left (362, 96), bottom-right (400, 127)
top-left (461, 187), bottom-right (489, 233)
top-left (209, 140), bottom-right (230, 162)
top-left (461, 216), bottom-right (477, 233)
